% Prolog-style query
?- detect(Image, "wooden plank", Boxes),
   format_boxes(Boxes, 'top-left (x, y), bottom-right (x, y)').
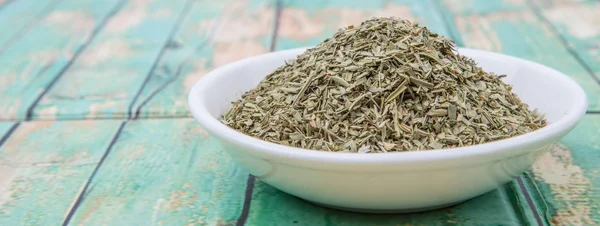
top-left (0, 122), bottom-right (14, 139)
top-left (134, 0), bottom-right (277, 118)
top-left (439, 0), bottom-right (527, 14)
top-left (530, 1), bottom-right (600, 82)
top-left (246, 180), bottom-right (537, 225)
top-left (530, 0), bottom-right (596, 8)
top-left (528, 115), bottom-right (600, 225)
top-left (0, 0), bottom-right (61, 52)
top-left (0, 120), bottom-right (122, 225)
top-left (0, 0), bottom-right (123, 120)
top-left (275, 0), bottom-right (451, 51)
top-left (129, 0), bottom-right (230, 118)
top-left (443, 10), bottom-right (600, 111)
top-left (67, 119), bottom-right (249, 225)
top-left (31, 0), bottom-right (191, 120)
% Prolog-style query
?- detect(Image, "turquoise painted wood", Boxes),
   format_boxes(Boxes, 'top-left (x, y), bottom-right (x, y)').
top-left (437, 7), bottom-right (600, 111)
top-left (531, 0), bottom-right (597, 8)
top-left (0, 0), bottom-right (61, 52)
top-left (275, 0), bottom-right (451, 51)
top-left (0, 0), bottom-right (598, 225)
top-left (0, 0), bottom-right (122, 120)
top-left (31, 0), bottom-right (190, 120)
top-left (0, 122), bottom-right (15, 141)
top-left (528, 1), bottom-right (600, 82)
top-left (67, 119), bottom-right (249, 225)
top-left (526, 115), bottom-right (600, 225)
top-left (135, 0), bottom-right (276, 118)
top-left (439, 0), bottom-right (527, 15)
top-left (130, 0), bottom-right (230, 118)
top-left (246, 180), bottom-right (537, 226)
top-left (0, 120), bottom-right (122, 225)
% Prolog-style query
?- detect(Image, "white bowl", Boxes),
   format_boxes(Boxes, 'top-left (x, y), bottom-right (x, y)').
top-left (188, 47), bottom-right (587, 212)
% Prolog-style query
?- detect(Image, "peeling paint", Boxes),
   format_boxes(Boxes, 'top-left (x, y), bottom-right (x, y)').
top-left (544, 3), bottom-right (600, 39)
top-left (45, 11), bottom-right (95, 32)
top-left (532, 144), bottom-right (594, 225)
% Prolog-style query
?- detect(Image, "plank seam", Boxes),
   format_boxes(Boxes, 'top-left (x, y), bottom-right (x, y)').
top-left (61, 121), bottom-right (127, 226)
top-left (131, 0), bottom-right (231, 119)
top-left (526, 0), bottom-right (600, 86)
top-left (516, 176), bottom-right (545, 226)
top-left (236, 175), bottom-right (256, 226)
top-left (0, 122), bottom-right (20, 149)
top-left (236, 1), bottom-right (282, 225)
top-left (0, 0), bottom-right (64, 55)
top-left (127, 0), bottom-right (197, 119)
top-left (523, 171), bottom-right (554, 224)
top-left (25, 0), bottom-right (128, 121)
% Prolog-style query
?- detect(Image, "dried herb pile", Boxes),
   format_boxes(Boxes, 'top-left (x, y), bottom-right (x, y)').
top-left (222, 17), bottom-right (546, 153)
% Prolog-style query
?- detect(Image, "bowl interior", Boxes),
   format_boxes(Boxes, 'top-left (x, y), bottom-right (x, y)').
top-left (201, 48), bottom-right (582, 124)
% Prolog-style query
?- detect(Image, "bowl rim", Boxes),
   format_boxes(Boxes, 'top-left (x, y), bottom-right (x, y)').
top-left (187, 47), bottom-right (588, 164)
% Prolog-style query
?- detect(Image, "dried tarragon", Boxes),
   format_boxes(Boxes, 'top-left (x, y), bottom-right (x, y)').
top-left (221, 17), bottom-right (547, 153)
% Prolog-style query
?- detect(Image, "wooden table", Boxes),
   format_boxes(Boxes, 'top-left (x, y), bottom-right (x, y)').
top-left (0, 0), bottom-right (598, 225)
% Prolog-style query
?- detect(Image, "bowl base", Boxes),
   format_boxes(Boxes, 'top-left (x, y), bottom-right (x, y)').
top-left (304, 200), bottom-right (463, 214)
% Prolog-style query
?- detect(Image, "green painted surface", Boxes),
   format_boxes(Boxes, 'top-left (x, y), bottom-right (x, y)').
top-left (531, 1), bottom-right (600, 81)
top-left (67, 119), bottom-right (248, 225)
top-left (136, 0), bottom-right (276, 118)
top-left (0, 0), bottom-right (598, 225)
top-left (0, 122), bottom-right (14, 139)
top-left (131, 0), bottom-right (230, 118)
top-left (31, 0), bottom-right (191, 120)
top-left (246, 180), bottom-right (536, 226)
top-left (275, 0), bottom-right (451, 51)
top-left (440, 9), bottom-right (600, 111)
top-left (439, 0), bottom-right (527, 15)
top-left (0, 0), bottom-right (61, 52)
top-left (0, 120), bottom-right (122, 225)
top-left (527, 115), bottom-right (600, 225)
top-left (0, 0), bottom-right (122, 120)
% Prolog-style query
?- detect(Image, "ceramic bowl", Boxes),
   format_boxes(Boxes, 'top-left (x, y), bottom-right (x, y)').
top-left (187, 47), bottom-right (587, 213)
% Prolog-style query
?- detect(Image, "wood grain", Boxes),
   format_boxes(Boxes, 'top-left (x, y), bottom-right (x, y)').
top-left (0, 0), bottom-right (61, 53)
top-left (0, 123), bottom-right (14, 137)
top-left (529, 115), bottom-right (600, 225)
top-left (445, 10), bottom-right (600, 111)
top-left (275, 0), bottom-right (451, 50)
top-left (31, 0), bottom-right (191, 120)
top-left (67, 119), bottom-right (248, 225)
top-left (0, 0), bottom-right (123, 120)
top-left (0, 120), bottom-right (122, 225)
top-left (439, 0), bottom-right (527, 15)
top-left (530, 0), bottom-right (597, 8)
top-left (130, 0), bottom-right (230, 118)
top-left (532, 1), bottom-right (600, 82)
top-left (246, 180), bottom-right (537, 225)
top-left (135, 0), bottom-right (277, 118)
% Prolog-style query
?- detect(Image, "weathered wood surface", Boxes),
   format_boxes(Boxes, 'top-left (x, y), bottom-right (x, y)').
top-left (0, 120), bottom-right (122, 225)
top-left (0, 0), bottom-right (61, 53)
top-left (437, 0), bottom-right (600, 111)
top-left (66, 119), bottom-right (249, 225)
top-left (0, 0), bottom-right (598, 225)
top-left (529, 115), bottom-right (600, 225)
top-left (0, 0), bottom-right (123, 120)
top-left (134, 0), bottom-right (277, 118)
top-left (31, 0), bottom-right (191, 120)
top-left (437, 0), bottom-right (600, 225)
